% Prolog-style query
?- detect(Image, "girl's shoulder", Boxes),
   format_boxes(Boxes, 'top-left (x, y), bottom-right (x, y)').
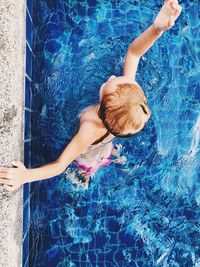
top-left (78, 103), bottom-right (99, 120)
top-left (78, 104), bottom-right (102, 129)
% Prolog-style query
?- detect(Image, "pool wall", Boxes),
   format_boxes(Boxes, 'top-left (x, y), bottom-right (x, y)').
top-left (23, 1), bottom-right (35, 267)
top-left (0, 0), bottom-right (26, 266)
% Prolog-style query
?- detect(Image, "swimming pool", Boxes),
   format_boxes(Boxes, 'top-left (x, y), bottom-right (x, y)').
top-left (24, 0), bottom-right (200, 266)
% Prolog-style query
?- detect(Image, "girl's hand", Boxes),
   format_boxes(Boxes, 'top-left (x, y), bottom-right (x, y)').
top-left (0, 161), bottom-right (27, 192)
top-left (153, 0), bottom-right (182, 33)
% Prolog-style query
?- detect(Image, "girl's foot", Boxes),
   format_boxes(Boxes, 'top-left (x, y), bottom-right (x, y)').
top-left (111, 144), bottom-right (123, 157)
top-left (64, 168), bottom-right (82, 185)
top-left (78, 169), bottom-right (91, 189)
top-left (111, 144), bottom-right (127, 165)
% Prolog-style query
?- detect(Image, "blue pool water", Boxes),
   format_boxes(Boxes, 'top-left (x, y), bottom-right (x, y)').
top-left (24, 0), bottom-right (200, 266)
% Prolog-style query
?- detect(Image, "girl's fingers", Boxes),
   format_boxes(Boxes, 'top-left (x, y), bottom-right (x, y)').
top-left (166, 0), bottom-right (177, 6)
top-left (11, 161), bottom-right (25, 169)
top-left (0, 178), bottom-right (14, 186)
top-left (170, 2), bottom-right (182, 19)
top-left (169, 0), bottom-right (178, 4)
top-left (176, 5), bottom-right (182, 16)
top-left (172, 6), bottom-right (182, 20)
top-left (3, 184), bottom-right (15, 192)
top-left (171, 2), bottom-right (179, 11)
top-left (0, 172), bottom-right (7, 179)
top-left (0, 172), bottom-right (15, 179)
top-left (0, 178), bottom-right (7, 184)
top-left (0, 167), bottom-right (14, 175)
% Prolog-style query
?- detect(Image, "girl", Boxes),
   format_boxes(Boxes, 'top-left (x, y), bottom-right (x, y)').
top-left (0, 0), bottom-right (182, 191)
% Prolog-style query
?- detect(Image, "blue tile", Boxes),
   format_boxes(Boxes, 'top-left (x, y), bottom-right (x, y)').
top-left (194, 85), bottom-right (200, 100)
top-left (23, 181), bottom-right (30, 204)
top-left (31, 90), bottom-right (43, 112)
top-left (76, 2), bottom-right (87, 16)
top-left (23, 197), bottom-right (30, 236)
top-left (86, 0), bottom-right (97, 7)
top-left (26, 9), bottom-right (32, 45)
top-left (30, 112), bottom-right (40, 139)
top-left (24, 141), bottom-right (31, 166)
top-left (24, 109), bottom-right (31, 140)
top-left (26, 0), bottom-right (32, 17)
top-left (22, 182), bottom-right (30, 267)
top-left (45, 39), bottom-right (61, 54)
top-left (30, 139), bottom-right (44, 168)
top-left (22, 230), bottom-right (29, 267)
top-left (32, 53), bottom-right (38, 69)
top-left (25, 77), bottom-right (31, 109)
top-left (26, 44), bottom-right (32, 77)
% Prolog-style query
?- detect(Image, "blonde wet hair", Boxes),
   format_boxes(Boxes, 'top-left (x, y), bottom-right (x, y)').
top-left (98, 83), bottom-right (146, 135)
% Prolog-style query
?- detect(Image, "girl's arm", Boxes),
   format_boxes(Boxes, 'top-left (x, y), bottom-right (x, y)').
top-left (123, 25), bottom-right (163, 79)
top-left (123, 0), bottom-right (182, 79)
top-left (0, 122), bottom-right (98, 191)
top-left (26, 122), bottom-right (98, 182)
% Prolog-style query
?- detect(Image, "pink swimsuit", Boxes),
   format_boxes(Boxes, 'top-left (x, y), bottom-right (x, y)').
top-left (74, 140), bottom-right (114, 176)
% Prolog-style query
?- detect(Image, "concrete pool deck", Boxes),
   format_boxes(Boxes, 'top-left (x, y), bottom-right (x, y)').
top-left (0, 0), bottom-right (26, 266)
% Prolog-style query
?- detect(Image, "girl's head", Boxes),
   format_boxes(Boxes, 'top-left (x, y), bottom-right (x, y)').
top-left (99, 75), bottom-right (152, 137)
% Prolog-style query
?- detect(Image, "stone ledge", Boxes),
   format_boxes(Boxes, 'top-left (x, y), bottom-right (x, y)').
top-left (0, 1), bottom-right (26, 267)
